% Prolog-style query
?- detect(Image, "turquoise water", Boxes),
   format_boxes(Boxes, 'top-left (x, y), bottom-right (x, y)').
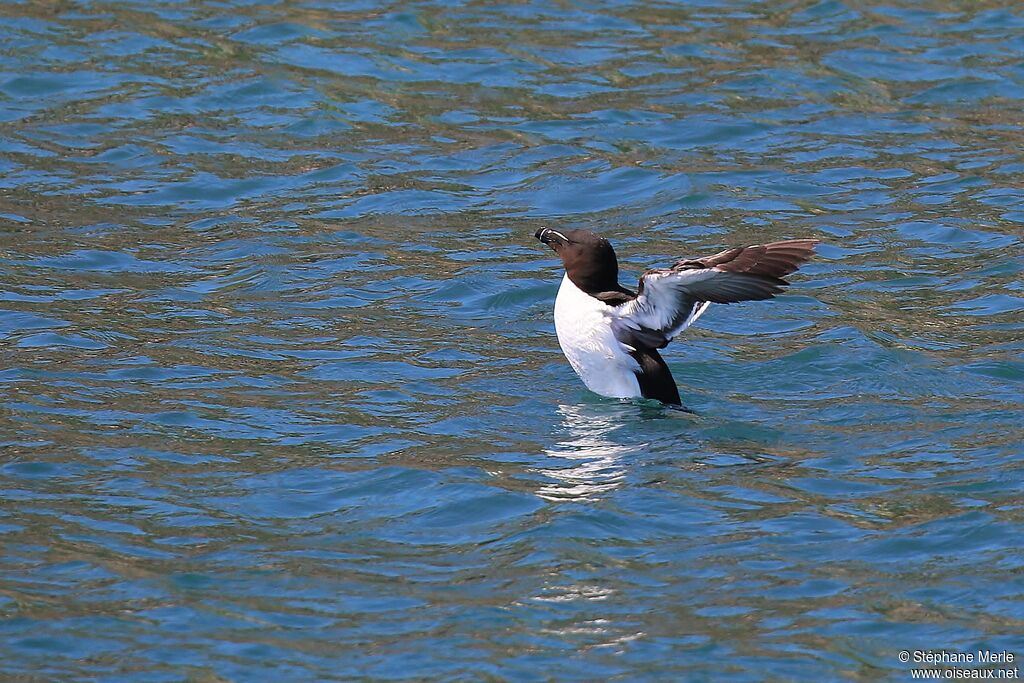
top-left (1, 1), bottom-right (1023, 680)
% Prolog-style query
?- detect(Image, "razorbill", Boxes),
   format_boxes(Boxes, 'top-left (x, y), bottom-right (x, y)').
top-left (535, 228), bottom-right (818, 405)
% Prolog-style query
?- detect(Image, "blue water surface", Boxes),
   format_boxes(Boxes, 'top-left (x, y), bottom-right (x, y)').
top-left (1, 1), bottom-right (1022, 680)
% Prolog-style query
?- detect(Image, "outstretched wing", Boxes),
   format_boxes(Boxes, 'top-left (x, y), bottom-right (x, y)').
top-left (610, 239), bottom-right (818, 350)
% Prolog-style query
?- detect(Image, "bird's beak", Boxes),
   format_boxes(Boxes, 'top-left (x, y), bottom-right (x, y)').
top-left (535, 228), bottom-right (567, 246)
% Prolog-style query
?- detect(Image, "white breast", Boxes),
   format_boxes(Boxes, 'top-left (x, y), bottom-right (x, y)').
top-left (553, 274), bottom-right (642, 399)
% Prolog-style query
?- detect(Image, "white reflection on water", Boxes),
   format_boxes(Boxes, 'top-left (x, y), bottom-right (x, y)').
top-left (535, 403), bottom-right (644, 502)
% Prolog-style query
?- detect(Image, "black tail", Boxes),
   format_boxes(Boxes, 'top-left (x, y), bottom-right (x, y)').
top-left (630, 348), bottom-right (681, 406)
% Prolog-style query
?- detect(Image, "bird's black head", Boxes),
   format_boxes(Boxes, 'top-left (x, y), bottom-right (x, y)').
top-left (535, 228), bottom-right (619, 293)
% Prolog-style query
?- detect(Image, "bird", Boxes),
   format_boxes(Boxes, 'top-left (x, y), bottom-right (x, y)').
top-left (535, 228), bottom-right (818, 406)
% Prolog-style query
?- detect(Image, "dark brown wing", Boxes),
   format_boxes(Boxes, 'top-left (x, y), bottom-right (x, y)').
top-left (674, 239), bottom-right (818, 280)
top-left (611, 239), bottom-right (818, 349)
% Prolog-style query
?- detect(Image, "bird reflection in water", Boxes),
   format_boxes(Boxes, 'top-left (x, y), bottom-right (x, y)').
top-left (535, 403), bottom-right (649, 502)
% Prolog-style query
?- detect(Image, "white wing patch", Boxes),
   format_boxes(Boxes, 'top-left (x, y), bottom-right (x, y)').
top-left (684, 300), bottom-right (711, 329)
top-left (611, 268), bottom-right (717, 347)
